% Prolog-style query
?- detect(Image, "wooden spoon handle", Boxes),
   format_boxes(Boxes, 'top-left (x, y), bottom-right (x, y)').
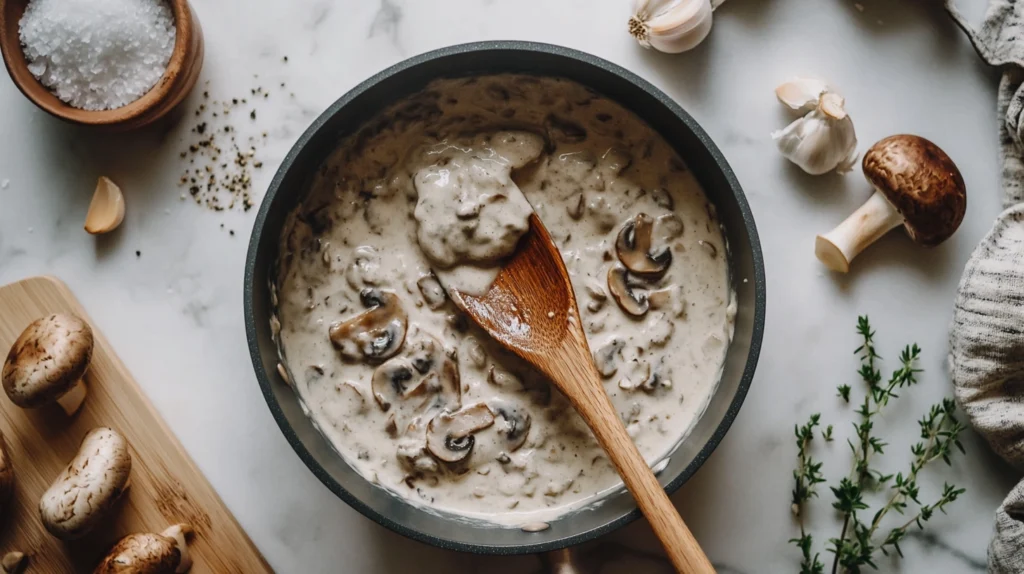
top-left (568, 360), bottom-right (715, 573)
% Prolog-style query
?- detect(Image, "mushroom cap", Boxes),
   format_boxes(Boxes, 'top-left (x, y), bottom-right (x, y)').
top-left (862, 135), bottom-right (966, 247)
top-left (40, 427), bottom-right (132, 540)
top-left (93, 532), bottom-right (181, 574)
top-left (2, 314), bottom-right (93, 408)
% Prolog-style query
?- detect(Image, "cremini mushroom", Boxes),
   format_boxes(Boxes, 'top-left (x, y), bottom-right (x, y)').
top-left (607, 265), bottom-right (649, 316)
top-left (815, 135), bottom-right (967, 273)
top-left (40, 427), bottom-right (131, 540)
top-left (426, 403), bottom-right (496, 463)
top-left (615, 213), bottom-right (672, 277)
top-left (1, 552), bottom-right (25, 574)
top-left (489, 400), bottom-right (532, 452)
top-left (94, 524), bottom-right (193, 574)
top-left (0, 432), bottom-right (13, 517)
top-left (329, 289), bottom-right (408, 362)
top-left (3, 313), bottom-right (93, 415)
top-left (371, 334), bottom-right (460, 433)
top-left (85, 176), bottom-right (126, 235)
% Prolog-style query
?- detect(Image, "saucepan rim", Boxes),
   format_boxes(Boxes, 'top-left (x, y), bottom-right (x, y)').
top-left (244, 40), bottom-right (766, 555)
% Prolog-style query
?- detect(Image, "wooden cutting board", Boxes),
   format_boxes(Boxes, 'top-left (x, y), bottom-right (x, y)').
top-left (0, 276), bottom-right (272, 573)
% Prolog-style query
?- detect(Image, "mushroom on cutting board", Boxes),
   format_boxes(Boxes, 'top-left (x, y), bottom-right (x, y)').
top-left (2, 313), bottom-right (93, 415)
top-left (40, 428), bottom-right (132, 540)
top-left (1, 552), bottom-right (25, 574)
top-left (0, 432), bottom-right (13, 517)
top-left (815, 135), bottom-right (967, 273)
top-left (94, 524), bottom-right (193, 574)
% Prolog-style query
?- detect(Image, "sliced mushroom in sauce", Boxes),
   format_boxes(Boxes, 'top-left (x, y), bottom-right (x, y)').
top-left (616, 213), bottom-right (672, 277)
top-left (489, 399), bottom-right (533, 452)
top-left (426, 403), bottom-right (496, 463)
top-left (329, 289), bottom-right (408, 362)
top-left (416, 274), bottom-right (448, 310)
top-left (607, 265), bottom-right (650, 317)
top-left (593, 338), bottom-right (625, 378)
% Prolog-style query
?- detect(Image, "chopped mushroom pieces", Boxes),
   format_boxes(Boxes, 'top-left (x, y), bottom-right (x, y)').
top-left (2, 313), bottom-right (93, 415)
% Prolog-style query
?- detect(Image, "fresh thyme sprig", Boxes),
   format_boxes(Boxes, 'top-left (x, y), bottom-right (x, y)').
top-left (789, 316), bottom-right (967, 574)
top-left (791, 414), bottom-right (826, 574)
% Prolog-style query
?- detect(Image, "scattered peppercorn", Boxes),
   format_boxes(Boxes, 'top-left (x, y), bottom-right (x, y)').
top-left (135, 250), bottom-right (141, 257)
top-left (177, 75), bottom-right (288, 212)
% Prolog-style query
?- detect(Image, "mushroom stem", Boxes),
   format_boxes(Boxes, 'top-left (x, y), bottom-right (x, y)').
top-left (162, 524), bottom-right (194, 573)
top-left (56, 379), bottom-right (87, 416)
top-left (815, 190), bottom-right (904, 273)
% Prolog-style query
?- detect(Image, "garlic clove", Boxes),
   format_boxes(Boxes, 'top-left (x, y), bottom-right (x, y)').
top-left (775, 78), bottom-right (830, 111)
top-left (84, 176), bottom-right (126, 235)
top-left (771, 87), bottom-right (857, 175)
top-left (629, 0), bottom-right (715, 54)
top-left (818, 92), bottom-right (847, 120)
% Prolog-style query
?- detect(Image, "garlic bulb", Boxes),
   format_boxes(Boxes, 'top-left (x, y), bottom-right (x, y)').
top-left (771, 79), bottom-right (858, 175)
top-left (629, 0), bottom-right (725, 54)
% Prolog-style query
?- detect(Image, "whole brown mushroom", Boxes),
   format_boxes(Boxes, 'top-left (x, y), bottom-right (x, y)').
top-left (815, 135), bottom-right (967, 273)
top-left (2, 313), bottom-right (93, 415)
top-left (94, 524), bottom-right (193, 574)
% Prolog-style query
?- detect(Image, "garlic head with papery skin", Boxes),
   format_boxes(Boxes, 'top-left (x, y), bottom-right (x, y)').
top-left (629, 0), bottom-right (725, 54)
top-left (771, 80), bottom-right (858, 176)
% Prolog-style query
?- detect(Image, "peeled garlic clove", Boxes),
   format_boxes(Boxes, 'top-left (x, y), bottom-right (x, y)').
top-left (771, 91), bottom-right (858, 175)
top-left (775, 78), bottom-right (830, 111)
top-left (84, 176), bottom-right (126, 235)
top-left (629, 0), bottom-right (716, 54)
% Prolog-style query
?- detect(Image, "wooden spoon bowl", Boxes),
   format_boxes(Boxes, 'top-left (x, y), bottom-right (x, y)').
top-left (0, 0), bottom-right (204, 130)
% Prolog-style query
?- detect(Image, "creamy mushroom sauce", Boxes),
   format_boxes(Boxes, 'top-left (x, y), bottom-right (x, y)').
top-left (274, 75), bottom-right (735, 527)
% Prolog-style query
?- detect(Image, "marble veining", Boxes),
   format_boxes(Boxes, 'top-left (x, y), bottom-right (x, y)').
top-left (0, 0), bottom-right (1014, 572)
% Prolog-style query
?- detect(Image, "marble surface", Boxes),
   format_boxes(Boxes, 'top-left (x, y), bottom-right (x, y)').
top-left (0, 0), bottom-right (1015, 572)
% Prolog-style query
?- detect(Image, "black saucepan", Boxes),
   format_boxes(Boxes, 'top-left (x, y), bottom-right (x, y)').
top-left (244, 41), bottom-right (765, 555)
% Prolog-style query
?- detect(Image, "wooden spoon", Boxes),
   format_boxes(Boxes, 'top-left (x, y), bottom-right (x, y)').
top-left (448, 213), bottom-right (715, 573)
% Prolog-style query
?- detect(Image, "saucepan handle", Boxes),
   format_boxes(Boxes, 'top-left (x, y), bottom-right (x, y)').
top-left (542, 548), bottom-right (582, 574)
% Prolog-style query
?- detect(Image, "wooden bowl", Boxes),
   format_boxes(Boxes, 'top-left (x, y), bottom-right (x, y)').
top-left (0, 0), bottom-right (204, 129)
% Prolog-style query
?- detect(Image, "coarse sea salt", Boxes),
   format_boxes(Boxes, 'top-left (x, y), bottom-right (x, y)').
top-left (19, 0), bottom-right (176, 111)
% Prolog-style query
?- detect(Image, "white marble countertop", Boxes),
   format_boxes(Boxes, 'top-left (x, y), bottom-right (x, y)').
top-left (0, 0), bottom-right (1015, 572)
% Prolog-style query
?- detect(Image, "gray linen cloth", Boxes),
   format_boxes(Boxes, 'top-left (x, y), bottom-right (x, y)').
top-left (946, 1), bottom-right (1024, 571)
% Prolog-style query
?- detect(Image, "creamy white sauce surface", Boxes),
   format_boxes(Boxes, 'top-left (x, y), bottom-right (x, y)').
top-left (274, 75), bottom-right (734, 527)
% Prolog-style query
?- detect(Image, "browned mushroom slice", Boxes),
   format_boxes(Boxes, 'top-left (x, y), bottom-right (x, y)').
top-left (616, 213), bottom-right (672, 277)
top-left (489, 400), bottom-right (532, 452)
top-left (607, 265), bottom-right (649, 317)
top-left (329, 289), bottom-right (408, 362)
top-left (426, 403), bottom-right (496, 463)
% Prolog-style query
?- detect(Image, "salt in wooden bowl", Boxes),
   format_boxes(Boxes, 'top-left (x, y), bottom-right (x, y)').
top-left (0, 0), bottom-right (204, 129)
